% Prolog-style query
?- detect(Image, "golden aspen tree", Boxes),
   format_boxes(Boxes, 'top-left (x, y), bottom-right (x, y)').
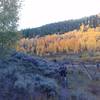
top-left (80, 23), bottom-right (85, 32)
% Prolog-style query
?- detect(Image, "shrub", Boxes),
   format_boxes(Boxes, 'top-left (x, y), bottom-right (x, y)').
top-left (0, 32), bottom-right (20, 58)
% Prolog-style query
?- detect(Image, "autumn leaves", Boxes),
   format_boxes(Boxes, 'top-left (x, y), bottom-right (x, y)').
top-left (17, 29), bottom-right (100, 56)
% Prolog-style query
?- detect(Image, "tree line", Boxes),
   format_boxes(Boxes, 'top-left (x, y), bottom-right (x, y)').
top-left (21, 14), bottom-right (100, 38)
top-left (17, 26), bottom-right (100, 56)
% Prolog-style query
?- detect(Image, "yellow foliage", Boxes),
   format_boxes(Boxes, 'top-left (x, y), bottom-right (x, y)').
top-left (80, 23), bottom-right (85, 32)
top-left (17, 27), bottom-right (100, 55)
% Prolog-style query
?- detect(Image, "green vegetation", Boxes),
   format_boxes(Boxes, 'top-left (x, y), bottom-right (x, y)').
top-left (0, 0), bottom-right (21, 58)
top-left (0, 0), bottom-right (21, 32)
top-left (0, 32), bottom-right (20, 57)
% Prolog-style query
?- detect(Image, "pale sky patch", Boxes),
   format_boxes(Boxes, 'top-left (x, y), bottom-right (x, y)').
top-left (18, 0), bottom-right (100, 30)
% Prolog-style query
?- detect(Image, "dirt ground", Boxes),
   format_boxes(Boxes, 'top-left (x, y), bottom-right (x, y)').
top-left (58, 65), bottom-right (100, 100)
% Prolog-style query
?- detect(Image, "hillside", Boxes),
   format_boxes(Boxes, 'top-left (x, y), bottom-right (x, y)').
top-left (0, 52), bottom-right (59, 100)
top-left (0, 1), bottom-right (100, 100)
top-left (0, 52), bottom-right (100, 100)
top-left (21, 14), bottom-right (100, 37)
top-left (17, 26), bottom-right (100, 57)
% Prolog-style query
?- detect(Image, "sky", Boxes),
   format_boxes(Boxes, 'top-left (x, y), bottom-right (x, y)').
top-left (18, 0), bottom-right (100, 30)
